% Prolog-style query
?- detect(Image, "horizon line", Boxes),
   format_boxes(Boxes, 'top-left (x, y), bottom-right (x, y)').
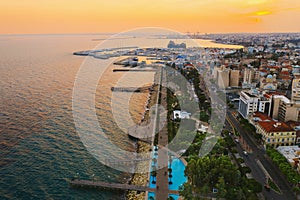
top-left (0, 31), bottom-right (300, 37)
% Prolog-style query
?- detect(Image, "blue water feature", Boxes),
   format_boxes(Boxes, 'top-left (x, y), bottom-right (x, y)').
top-left (149, 146), bottom-right (159, 189)
top-left (148, 146), bottom-right (187, 200)
top-left (168, 158), bottom-right (187, 191)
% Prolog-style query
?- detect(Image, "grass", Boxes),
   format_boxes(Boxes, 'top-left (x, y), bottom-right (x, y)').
top-left (166, 88), bottom-right (180, 142)
top-left (268, 179), bottom-right (281, 193)
top-left (234, 129), bottom-right (240, 136)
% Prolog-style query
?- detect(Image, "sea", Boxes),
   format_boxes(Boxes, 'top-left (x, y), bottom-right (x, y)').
top-left (0, 33), bottom-right (242, 199)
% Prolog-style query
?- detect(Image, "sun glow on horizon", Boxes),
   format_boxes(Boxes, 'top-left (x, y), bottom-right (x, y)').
top-left (255, 11), bottom-right (272, 16)
top-left (0, 0), bottom-right (299, 34)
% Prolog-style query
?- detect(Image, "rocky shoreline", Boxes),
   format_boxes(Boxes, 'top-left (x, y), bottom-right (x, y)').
top-left (126, 141), bottom-right (151, 200)
top-left (126, 83), bottom-right (159, 200)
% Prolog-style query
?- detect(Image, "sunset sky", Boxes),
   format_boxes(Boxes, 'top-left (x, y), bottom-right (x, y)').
top-left (0, 0), bottom-right (299, 34)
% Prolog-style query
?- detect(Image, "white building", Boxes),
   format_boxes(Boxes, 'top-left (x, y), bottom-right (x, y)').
top-left (238, 91), bottom-right (259, 119)
top-left (238, 90), bottom-right (271, 119)
top-left (173, 110), bottom-right (191, 119)
top-left (277, 146), bottom-right (300, 172)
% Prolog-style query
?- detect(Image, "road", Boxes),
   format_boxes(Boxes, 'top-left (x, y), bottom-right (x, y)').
top-left (227, 110), bottom-right (296, 200)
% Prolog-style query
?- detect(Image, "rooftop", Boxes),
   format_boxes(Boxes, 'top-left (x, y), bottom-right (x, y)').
top-left (286, 121), bottom-right (300, 128)
top-left (277, 146), bottom-right (300, 163)
top-left (244, 92), bottom-right (258, 98)
top-left (273, 95), bottom-right (291, 104)
top-left (253, 112), bottom-right (272, 121)
top-left (258, 120), bottom-right (295, 133)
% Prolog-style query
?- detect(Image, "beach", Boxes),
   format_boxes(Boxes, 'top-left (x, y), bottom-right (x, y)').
top-left (126, 75), bottom-right (160, 200)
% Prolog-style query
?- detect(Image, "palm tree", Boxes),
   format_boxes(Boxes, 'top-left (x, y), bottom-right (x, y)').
top-left (168, 168), bottom-right (173, 185)
top-left (151, 171), bottom-right (157, 184)
top-left (151, 170), bottom-right (157, 177)
top-left (152, 158), bottom-right (157, 164)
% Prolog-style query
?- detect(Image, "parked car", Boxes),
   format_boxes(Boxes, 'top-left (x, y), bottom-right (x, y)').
top-left (264, 184), bottom-right (271, 191)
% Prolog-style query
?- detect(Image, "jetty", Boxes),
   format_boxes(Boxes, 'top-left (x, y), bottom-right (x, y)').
top-left (104, 157), bottom-right (151, 167)
top-left (69, 179), bottom-right (179, 194)
top-left (111, 86), bottom-right (153, 93)
top-left (113, 69), bottom-right (156, 72)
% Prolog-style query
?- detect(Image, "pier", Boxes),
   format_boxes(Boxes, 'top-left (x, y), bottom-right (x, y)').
top-left (111, 86), bottom-right (154, 93)
top-left (104, 157), bottom-right (151, 167)
top-left (113, 69), bottom-right (156, 72)
top-left (69, 179), bottom-right (179, 194)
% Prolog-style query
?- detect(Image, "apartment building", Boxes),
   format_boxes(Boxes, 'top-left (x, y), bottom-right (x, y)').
top-left (292, 78), bottom-right (300, 102)
top-left (257, 120), bottom-right (296, 147)
top-left (238, 90), bottom-right (271, 119)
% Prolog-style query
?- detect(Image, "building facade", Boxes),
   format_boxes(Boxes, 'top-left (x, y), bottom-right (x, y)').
top-left (216, 68), bottom-right (230, 89)
top-left (238, 91), bottom-right (259, 119)
top-left (230, 70), bottom-right (240, 87)
top-left (256, 121), bottom-right (296, 147)
top-left (279, 99), bottom-right (300, 122)
top-left (292, 78), bottom-right (300, 102)
top-left (238, 90), bottom-right (271, 119)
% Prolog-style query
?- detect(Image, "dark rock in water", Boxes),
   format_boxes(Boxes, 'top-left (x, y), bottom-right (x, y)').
top-left (167, 40), bottom-right (186, 49)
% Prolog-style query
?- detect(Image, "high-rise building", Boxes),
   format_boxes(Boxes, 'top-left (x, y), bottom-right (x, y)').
top-left (271, 95), bottom-right (282, 119)
top-left (291, 78), bottom-right (300, 102)
top-left (243, 68), bottom-right (253, 84)
top-left (242, 68), bottom-right (257, 88)
top-left (253, 70), bottom-right (260, 81)
top-left (216, 67), bottom-right (230, 89)
top-left (239, 91), bottom-right (259, 119)
top-left (238, 90), bottom-right (271, 119)
top-left (271, 95), bottom-right (300, 122)
top-left (215, 67), bottom-right (239, 89)
top-left (279, 98), bottom-right (300, 122)
top-left (230, 70), bottom-right (240, 87)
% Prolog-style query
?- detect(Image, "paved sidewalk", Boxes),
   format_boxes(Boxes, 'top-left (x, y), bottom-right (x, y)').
top-left (155, 69), bottom-right (170, 200)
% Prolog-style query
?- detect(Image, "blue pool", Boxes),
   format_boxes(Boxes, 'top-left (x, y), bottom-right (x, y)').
top-left (148, 147), bottom-right (187, 200)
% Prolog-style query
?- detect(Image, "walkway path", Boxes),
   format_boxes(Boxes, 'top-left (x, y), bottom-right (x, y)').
top-left (155, 67), bottom-right (170, 200)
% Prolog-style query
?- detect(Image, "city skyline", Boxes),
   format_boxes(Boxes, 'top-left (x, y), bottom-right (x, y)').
top-left (0, 0), bottom-right (299, 34)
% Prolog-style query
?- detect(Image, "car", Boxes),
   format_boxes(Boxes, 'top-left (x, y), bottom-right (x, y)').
top-left (243, 151), bottom-right (248, 156)
top-left (235, 139), bottom-right (239, 143)
top-left (264, 184), bottom-right (271, 191)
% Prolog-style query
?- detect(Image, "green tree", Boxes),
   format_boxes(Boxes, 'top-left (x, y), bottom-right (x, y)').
top-left (216, 176), bottom-right (227, 198)
top-left (182, 156), bottom-right (242, 199)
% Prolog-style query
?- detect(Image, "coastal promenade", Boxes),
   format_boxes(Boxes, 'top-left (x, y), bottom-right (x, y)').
top-left (70, 67), bottom-right (175, 199)
top-left (155, 67), bottom-right (170, 200)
